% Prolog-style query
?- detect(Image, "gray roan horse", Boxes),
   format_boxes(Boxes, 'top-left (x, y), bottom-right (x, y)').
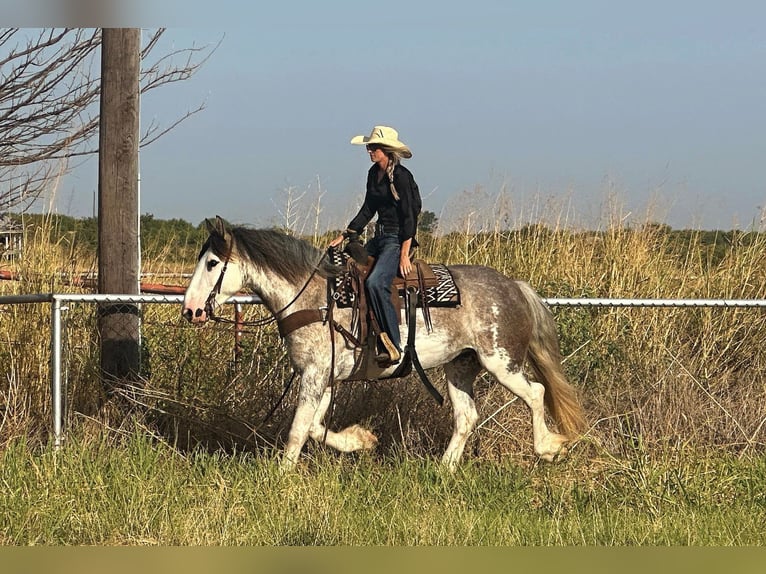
top-left (182, 216), bottom-right (585, 471)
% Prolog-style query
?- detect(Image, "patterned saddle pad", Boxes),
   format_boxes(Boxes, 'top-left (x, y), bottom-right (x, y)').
top-left (328, 249), bottom-right (460, 309)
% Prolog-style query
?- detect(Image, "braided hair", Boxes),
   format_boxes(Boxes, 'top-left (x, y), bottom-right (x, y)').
top-left (384, 148), bottom-right (404, 201)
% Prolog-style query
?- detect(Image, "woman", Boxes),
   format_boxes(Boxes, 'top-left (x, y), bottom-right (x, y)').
top-left (329, 125), bottom-right (421, 367)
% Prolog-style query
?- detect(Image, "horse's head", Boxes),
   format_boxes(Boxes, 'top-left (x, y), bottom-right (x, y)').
top-left (182, 216), bottom-right (243, 323)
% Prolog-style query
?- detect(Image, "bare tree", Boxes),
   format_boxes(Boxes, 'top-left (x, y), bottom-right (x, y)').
top-left (0, 28), bottom-right (214, 212)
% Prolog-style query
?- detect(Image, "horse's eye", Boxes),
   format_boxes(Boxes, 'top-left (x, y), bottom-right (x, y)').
top-left (206, 259), bottom-right (219, 272)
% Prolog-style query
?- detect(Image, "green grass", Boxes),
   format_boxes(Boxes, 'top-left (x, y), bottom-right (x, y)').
top-left (2, 430), bottom-right (764, 545)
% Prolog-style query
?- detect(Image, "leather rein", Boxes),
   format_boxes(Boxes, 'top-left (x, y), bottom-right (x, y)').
top-left (204, 245), bottom-right (328, 331)
top-left (203, 243), bottom-right (359, 351)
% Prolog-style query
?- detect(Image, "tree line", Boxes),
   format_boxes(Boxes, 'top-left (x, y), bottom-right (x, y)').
top-left (5, 212), bottom-right (760, 270)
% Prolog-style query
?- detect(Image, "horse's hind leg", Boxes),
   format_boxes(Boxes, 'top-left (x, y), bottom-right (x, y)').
top-left (480, 354), bottom-right (568, 462)
top-left (442, 352), bottom-right (482, 471)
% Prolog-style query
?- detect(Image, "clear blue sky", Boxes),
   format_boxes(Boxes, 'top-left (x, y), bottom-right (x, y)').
top-left (53, 1), bottom-right (766, 230)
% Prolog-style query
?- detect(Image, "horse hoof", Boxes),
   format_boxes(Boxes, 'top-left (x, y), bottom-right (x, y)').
top-left (539, 439), bottom-right (569, 462)
top-left (551, 443), bottom-right (569, 462)
top-left (349, 424), bottom-right (378, 450)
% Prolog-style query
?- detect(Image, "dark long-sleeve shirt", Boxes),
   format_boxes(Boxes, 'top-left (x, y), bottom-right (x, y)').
top-left (347, 163), bottom-right (420, 244)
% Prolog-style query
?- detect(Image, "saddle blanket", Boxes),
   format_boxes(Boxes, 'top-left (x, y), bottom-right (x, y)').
top-left (328, 249), bottom-right (461, 309)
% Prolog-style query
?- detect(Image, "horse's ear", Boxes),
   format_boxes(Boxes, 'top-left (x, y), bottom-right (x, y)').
top-left (206, 215), bottom-right (227, 238)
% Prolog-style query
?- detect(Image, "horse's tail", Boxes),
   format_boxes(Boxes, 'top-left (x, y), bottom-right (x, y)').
top-left (516, 280), bottom-right (586, 438)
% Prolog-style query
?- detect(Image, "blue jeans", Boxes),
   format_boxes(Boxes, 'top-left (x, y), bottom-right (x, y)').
top-left (365, 233), bottom-right (402, 352)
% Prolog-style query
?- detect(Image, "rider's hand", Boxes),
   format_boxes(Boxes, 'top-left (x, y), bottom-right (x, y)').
top-left (329, 234), bottom-right (345, 248)
top-left (399, 252), bottom-right (413, 277)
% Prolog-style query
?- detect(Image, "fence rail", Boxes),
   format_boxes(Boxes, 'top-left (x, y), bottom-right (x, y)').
top-left (3, 291), bottom-right (766, 448)
top-left (544, 297), bottom-right (766, 308)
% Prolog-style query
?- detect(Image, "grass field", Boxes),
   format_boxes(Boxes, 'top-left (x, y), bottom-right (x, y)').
top-left (2, 430), bottom-right (765, 545)
top-left (2, 197), bottom-right (766, 545)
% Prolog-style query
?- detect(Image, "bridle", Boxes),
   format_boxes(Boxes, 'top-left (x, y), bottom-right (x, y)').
top-left (203, 238), bottom-right (329, 329)
top-left (203, 248), bottom-right (230, 320)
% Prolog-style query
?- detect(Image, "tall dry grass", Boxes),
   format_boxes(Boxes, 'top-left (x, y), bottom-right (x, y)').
top-left (419, 191), bottom-right (766, 461)
top-left (2, 192), bottom-right (765, 464)
top-left (0, 213), bottom-right (97, 444)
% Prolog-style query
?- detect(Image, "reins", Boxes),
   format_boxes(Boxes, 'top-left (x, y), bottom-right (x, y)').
top-left (205, 245), bottom-right (329, 328)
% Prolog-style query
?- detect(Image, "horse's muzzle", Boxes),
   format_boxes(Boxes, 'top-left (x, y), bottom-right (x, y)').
top-left (182, 307), bottom-right (207, 323)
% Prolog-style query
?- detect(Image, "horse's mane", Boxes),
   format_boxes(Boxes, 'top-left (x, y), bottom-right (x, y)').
top-left (206, 226), bottom-right (340, 283)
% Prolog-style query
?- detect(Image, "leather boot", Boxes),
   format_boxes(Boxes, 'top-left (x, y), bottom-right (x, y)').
top-left (376, 332), bottom-right (401, 367)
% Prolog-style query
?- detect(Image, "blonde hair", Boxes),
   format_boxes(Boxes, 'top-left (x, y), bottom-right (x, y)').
top-left (383, 148), bottom-right (404, 201)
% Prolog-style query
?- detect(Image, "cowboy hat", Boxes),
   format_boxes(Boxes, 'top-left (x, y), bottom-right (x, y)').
top-left (350, 125), bottom-right (412, 158)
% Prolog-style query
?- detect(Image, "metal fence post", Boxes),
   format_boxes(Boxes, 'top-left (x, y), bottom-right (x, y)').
top-left (50, 296), bottom-right (64, 449)
top-left (234, 302), bottom-right (244, 368)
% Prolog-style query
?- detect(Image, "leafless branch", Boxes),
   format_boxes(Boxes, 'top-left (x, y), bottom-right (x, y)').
top-left (0, 28), bottom-right (216, 212)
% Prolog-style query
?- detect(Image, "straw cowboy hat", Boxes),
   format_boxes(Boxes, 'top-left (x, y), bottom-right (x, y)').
top-left (350, 125), bottom-right (412, 158)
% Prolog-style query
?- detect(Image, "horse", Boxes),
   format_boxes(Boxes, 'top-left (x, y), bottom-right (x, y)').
top-left (182, 216), bottom-right (585, 471)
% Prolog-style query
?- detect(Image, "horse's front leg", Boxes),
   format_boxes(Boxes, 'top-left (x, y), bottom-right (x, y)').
top-left (308, 387), bottom-right (378, 453)
top-left (281, 366), bottom-right (327, 470)
top-left (281, 368), bottom-right (378, 470)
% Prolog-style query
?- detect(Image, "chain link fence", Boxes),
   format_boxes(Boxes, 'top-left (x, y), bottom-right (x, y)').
top-left (2, 293), bottom-right (766, 458)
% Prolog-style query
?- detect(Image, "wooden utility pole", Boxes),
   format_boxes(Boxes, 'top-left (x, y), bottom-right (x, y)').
top-left (98, 28), bottom-right (142, 392)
